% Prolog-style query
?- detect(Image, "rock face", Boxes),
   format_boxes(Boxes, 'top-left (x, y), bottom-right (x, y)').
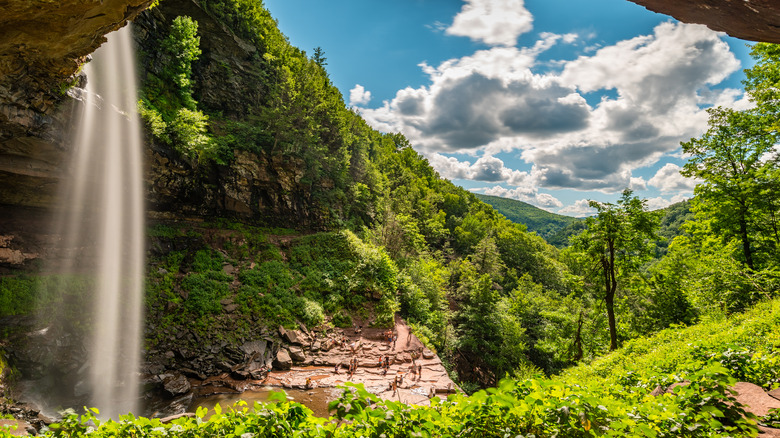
top-left (629, 0), bottom-right (780, 44)
top-left (0, 0), bottom-right (153, 136)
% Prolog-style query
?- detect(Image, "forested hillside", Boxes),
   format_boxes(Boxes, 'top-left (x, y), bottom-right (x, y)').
top-left (475, 194), bottom-right (583, 246)
top-left (2, 0), bottom-right (780, 434)
top-left (127, 0), bottom-right (780, 385)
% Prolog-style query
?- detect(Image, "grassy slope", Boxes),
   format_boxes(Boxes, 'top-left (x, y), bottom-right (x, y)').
top-left (562, 297), bottom-right (780, 390)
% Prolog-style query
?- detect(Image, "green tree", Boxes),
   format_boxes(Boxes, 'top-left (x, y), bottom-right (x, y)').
top-left (312, 46), bottom-right (327, 67)
top-left (681, 107), bottom-right (778, 270)
top-left (161, 15), bottom-right (202, 110)
top-left (573, 189), bottom-right (659, 350)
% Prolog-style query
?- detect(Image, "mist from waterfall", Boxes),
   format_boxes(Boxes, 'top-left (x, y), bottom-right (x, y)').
top-left (55, 25), bottom-right (145, 418)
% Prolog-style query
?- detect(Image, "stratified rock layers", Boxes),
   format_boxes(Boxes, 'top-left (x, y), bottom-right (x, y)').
top-left (630, 0), bottom-right (780, 44)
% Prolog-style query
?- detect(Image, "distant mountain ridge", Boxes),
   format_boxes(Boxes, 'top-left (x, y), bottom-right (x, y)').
top-left (475, 194), bottom-right (584, 247)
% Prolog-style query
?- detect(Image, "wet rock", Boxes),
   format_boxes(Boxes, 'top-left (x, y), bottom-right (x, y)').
top-left (149, 393), bottom-right (193, 418)
top-left (289, 346), bottom-right (306, 362)
top-left (249, 369), bottom-right (267, 380)
top-left (179, 367), bottom-right (206, 381)
top-left (231, 370), bottom-right (249, 380)
top-left (160, 412), bottom-right (196, 423)
top-left (162, 373), bottom-right (191, 396)
top-left (273, 350), bottom-right (292, 370)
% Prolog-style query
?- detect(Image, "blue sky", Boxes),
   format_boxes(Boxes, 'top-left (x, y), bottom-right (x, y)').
top-left (263, 0), bottom-right (755, 216)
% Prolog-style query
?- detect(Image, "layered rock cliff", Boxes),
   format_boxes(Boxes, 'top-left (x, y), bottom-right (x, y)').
top-left (629, 0), bottom-right (780, 44)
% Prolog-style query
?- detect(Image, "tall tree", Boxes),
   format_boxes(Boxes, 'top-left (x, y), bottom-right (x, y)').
top-left (573, 189), bottom-right (658, 350)
top-left (681, 107), bottom-right (778, 270)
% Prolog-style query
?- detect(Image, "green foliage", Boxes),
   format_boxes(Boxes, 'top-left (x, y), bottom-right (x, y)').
top-left (476, 193), bottom-right (582, 245)
top-left (139, 15), bottom-right (216, 162)
top-left (681, 107), bottom-right (779, 271)
top-left (169, 107), bottom-right (215, 161)
top-left (129, 0), bottom-right (779, 394)
top-left (570, 189), bottom-right (660, 351)
top-left (0, 276), bottom-right (37, 317)
top-left (39, 359), bottom-right (763, 437)
top-left (160, 15), bottom-right (201, 110)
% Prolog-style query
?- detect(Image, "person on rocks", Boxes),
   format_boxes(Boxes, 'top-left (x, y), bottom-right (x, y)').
top-left (334, 363), bottom-right (340, 374)
top-left (384, 356), bottom-right (390, 370)
top-left (392, 375), bottom-right (398, 395)
top-left (418, 364), bottom-right (422, 378)
top-left (392, 333), bottom-right (398, 349)
top-left (305, 377), bottom-right (313, 389)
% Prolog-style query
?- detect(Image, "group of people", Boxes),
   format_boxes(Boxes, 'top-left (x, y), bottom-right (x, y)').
top-left (378, 355), bottom-right (391, 375)
top-left (383, 329), bottom-right (398, 348)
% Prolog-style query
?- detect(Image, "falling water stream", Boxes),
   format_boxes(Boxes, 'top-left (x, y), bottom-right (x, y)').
top-left (54, 25), bottom-right (145, 418)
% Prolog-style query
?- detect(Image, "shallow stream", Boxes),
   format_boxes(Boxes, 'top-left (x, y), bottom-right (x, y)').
top-left (187, 387), bottom-right (341, 418)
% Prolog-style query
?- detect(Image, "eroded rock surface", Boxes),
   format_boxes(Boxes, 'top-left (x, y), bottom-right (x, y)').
top-left (629, 0), bottom-right (780, 44)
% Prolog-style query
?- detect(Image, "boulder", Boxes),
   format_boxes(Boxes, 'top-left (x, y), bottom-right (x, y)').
top-left (289, 346), bottom-right (306, 362)
top-left (240, 340), bottom-right (267, 357)
top-left (162, 373), bottom-right (191, 396)
top-left (422, 350), bottom-right (434, 360)
top-left (249, 369), bottom-right (267, 380)
top-left (733, 382), bottom-right (780, 417)
top-left (273, 350), bottom-right (292, 370)
top-left (231, 370), bottom-right (249, 380)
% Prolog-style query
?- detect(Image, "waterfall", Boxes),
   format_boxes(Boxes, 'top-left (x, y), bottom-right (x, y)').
top-left (54, 25), bottom-right (145, 418)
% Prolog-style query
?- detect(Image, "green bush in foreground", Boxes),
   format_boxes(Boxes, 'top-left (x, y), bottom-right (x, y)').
top-left (32, 297), bottom-right (780, 437)
top-left (29, 366), bottom-right (757, 438)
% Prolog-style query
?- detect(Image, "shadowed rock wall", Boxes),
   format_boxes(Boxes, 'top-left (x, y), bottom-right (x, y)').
top-left (629, 0), bottom-right (780, 44)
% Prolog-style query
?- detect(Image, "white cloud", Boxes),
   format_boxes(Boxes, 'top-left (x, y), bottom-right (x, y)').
top-left (559, 199), bottom-right (596, 217)
top-left (481, 185), bottom-right (563, 209)
top-left (427, 153), bottom-right (531, 186)
top-left (446, 0), bottom-right (533, 47)
top-left (349, 84), bottom-right (372, 106)
top-left (648, 163), bottom-right (699, 193)
top-left (645, 193), bottom-right (690, 210)
top-left (361, 22), bottom-right (745, 194)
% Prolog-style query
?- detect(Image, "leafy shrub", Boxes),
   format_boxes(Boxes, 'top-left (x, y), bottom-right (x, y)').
top-left (299, 298), bottom-right (324, 327)
top-left (181, 272), bottom-right (230, 316)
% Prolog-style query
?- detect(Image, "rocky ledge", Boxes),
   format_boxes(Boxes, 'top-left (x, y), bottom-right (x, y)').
top-left (0, 0), bottom-right (153, 138)
top-left (629, 0), bottom-right (780, 44)
top-left (142, 316), bottom-right (459, 418)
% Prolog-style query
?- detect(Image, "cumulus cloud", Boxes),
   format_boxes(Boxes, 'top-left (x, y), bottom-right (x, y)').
top-left (481, 185), bottom-right (563, 209)
top-left (361, 21), bottom-right (744, 194)
top-left (645, 193), bottom-right (690, 210)
top-left (349, 84), bottom-right (372, 106)
top-left (648, 163), bottom-right (699, 193)
top-left (427, 153), bottom-right (531, 186)
top-left (446, 0), bottom-right (533, 46)
top-left (559, 199), bottom-right (596, 217)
